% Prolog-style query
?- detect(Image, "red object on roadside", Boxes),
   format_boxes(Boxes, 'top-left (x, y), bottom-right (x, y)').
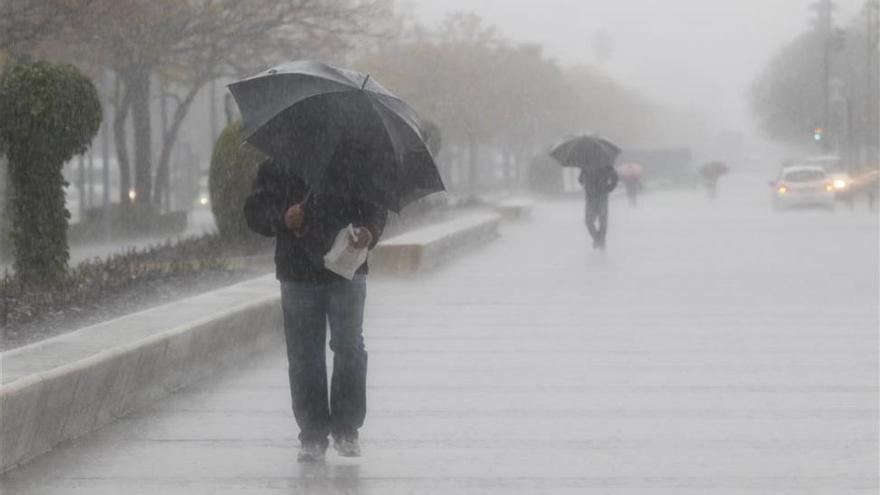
top-left (616, 162), bottom-right (643, 179)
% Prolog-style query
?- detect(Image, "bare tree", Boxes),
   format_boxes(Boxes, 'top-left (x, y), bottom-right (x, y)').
top-left (357, 12), bottom-right (658, 194)
top-left (151, 0), bottom-right (393, 206)
top-left (70, 0), bottom-right (390, 217)
top-left (0, 0), bottom-right (103, 57)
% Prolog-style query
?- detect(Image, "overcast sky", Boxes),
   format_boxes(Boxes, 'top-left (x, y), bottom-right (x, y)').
top-left (406, 0), bottom-right (865, 139)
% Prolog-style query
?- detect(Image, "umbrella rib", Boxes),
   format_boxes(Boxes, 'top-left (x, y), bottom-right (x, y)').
top-left (369, 93), bottom-right (427, 140)
top-left (362, 93), bottom-right (413, 208)
top-left (241, 88), bottom-right (360, 141)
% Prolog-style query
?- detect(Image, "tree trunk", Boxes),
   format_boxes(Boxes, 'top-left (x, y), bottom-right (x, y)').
top-left (128, 68), bottom-right (153, 209)
top-left (0, 155), bottom-right (10, 260)
top-left (101, 72), bottom-right (112, 240)
top-left (112, 76), bottom-right (132, 206)
top-left (153, 83), bottom-right (204, 210)
top-left (159, 86), bottom-right (168, 212)
top-left (8, 149), bottom-right (69, 288)
top-left (468, 135), bottom-right (479, 197)
top-left (77, 155), bottom-right (86, 222)
top-left (502, 150), bottom-right (513, 189)
top-left (209, 80), bottom-right (218, 143)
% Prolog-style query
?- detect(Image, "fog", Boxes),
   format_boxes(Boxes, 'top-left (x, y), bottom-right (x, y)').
top-left (1, 1), bottom-right (878, 492)
top-left (410, 0), bottom-right (866, 140)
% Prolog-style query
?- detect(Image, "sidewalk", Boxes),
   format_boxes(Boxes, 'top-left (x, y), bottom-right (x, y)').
top-left (1, 192), bottom-right (877, 494)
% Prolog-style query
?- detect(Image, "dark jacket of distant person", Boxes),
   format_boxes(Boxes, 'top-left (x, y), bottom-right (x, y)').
top-left (579, 165), bottom-right (620, 200)
top-left (244, 159), bottom-right (387, 283)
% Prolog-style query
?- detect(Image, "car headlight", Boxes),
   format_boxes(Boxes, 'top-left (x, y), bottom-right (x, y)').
top-left (832, 179), bottom-right (847, 190)
top-left (199, 196), bottom-right (209, 206)
top-left (777, 186), bottom-right (787, 194)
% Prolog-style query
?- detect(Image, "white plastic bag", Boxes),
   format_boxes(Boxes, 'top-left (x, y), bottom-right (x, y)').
top-left (323, 224), bottom-right (368, 280)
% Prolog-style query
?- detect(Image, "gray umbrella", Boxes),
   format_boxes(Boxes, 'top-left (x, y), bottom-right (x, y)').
top-left (228, 60), bottom-right (445, 212)
top-left (550, 134), bottom-right (621, 169)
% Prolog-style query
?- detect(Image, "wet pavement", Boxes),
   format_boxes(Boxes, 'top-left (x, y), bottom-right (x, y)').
top-left (2, 177), bottom-right (878, 494)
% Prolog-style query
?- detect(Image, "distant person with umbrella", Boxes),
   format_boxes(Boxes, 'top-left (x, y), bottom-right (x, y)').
top-left (616, 162), bottom-right (643, 206)
top-left (551, 135), bottom-right (620, 249)
top-left (699, 161), bottom-right (729, 202)
top-left (234, 61), bottom-right (444, 463)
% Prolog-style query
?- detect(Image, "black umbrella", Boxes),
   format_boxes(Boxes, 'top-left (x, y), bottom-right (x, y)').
top-left (550, 134), bottom-right (621, 169)
top-left (700, 161), bottom-right (730, 179)
top-left (228, 60), bottom-right (445, 212)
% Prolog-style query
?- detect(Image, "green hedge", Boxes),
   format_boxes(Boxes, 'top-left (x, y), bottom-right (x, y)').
top-left (0, 62), bottom-right (101, 287)
top-left (1, 234), bottom-right (227, 330)
top-left (209, 121), bottom-right (265, 243)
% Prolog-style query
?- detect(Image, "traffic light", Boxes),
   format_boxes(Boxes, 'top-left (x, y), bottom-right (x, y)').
top-left (813, 127), bottom-right (824, 142)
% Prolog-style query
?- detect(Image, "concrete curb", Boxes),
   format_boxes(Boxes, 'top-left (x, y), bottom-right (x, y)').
top-left (0, 209), bottom-right (513, 472)
top-left (369, 212), bottom-right (502, 274)
top-left (0, 277), bottom-right (283, 473)
top-left (492, 198), bottom-right (534, 220)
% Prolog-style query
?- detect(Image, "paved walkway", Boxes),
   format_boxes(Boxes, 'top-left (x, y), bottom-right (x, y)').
top-left (2, 183), bottom-right (878, 494)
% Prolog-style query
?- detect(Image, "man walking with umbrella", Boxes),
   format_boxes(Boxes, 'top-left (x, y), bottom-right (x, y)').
top-left (233, 61), bottom-right (444, 463)
top-left (244, 152), bottom-right (385, 462)
top-left (579, 160), bottom-right (619, 249)
top-left (699, 161), bottom-right (729, 202)
top-left (551, 135), bottom-right (620, 249)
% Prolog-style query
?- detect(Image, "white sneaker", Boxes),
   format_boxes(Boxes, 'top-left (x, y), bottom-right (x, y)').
top-left (333, 438), bottom-right (361, 457)
top-left (297, 443), bottom-right (326, 463)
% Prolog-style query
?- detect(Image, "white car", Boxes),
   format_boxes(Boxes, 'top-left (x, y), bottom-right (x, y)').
top-left (801, 155), bottom-right (852, 198)
top-left (771, 165), bottom-right (835, 210)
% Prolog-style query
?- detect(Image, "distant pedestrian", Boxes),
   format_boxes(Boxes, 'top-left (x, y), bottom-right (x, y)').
top-left (549, 134), bottom-right (622, 249)
top-left (579, 162), bottom-right (619, 249)
top-left (616, 162), bottom-right (643, 207)
top-left (699, 161), bottom-right (729, 202)
top-left (622, 176), bottom-right (641, 205)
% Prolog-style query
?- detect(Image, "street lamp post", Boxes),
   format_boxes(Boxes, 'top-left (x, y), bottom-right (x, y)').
top-left (866, 0), bottom-right (880, 166)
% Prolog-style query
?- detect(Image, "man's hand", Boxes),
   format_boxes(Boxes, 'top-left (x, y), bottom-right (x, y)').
top-left (350, 227), bottom-right (373, 250)
top-left (284, 203), bottom-right (305, 232)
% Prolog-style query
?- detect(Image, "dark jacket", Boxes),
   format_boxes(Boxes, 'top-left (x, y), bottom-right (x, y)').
top-left (244, 159), bottom-right (387, 283)
top-left (579, 166), bottom-right (619, 200)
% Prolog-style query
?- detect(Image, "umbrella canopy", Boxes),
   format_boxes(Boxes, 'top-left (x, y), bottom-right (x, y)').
top-left (700, 161), bottom-right (730, 179)
top-left (550, 134), bottom-right (621, 169)
top-left (616, 162), bottom-right (643, 179)
top-left (228, 60), bottom-right (445, 212)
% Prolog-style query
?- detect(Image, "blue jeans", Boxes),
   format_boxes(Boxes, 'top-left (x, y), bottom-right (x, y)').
top-left (280, 276), bottom-right (367, 446)
top-left (585, 195), bottom-right (609, 244)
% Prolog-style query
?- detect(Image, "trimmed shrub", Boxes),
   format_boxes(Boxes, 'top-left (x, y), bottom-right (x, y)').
top-left (0, 62), bottom-right (101, 287)
top-left (209, 121), bottom-right (265, 243)
top-left (1, 234), bottom-right (229, 331)
top-left (422, 119), bottom-right (443, 157)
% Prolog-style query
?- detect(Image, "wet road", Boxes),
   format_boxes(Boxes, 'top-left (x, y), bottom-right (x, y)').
top-left (2, 177), bottom-right (878, 494)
